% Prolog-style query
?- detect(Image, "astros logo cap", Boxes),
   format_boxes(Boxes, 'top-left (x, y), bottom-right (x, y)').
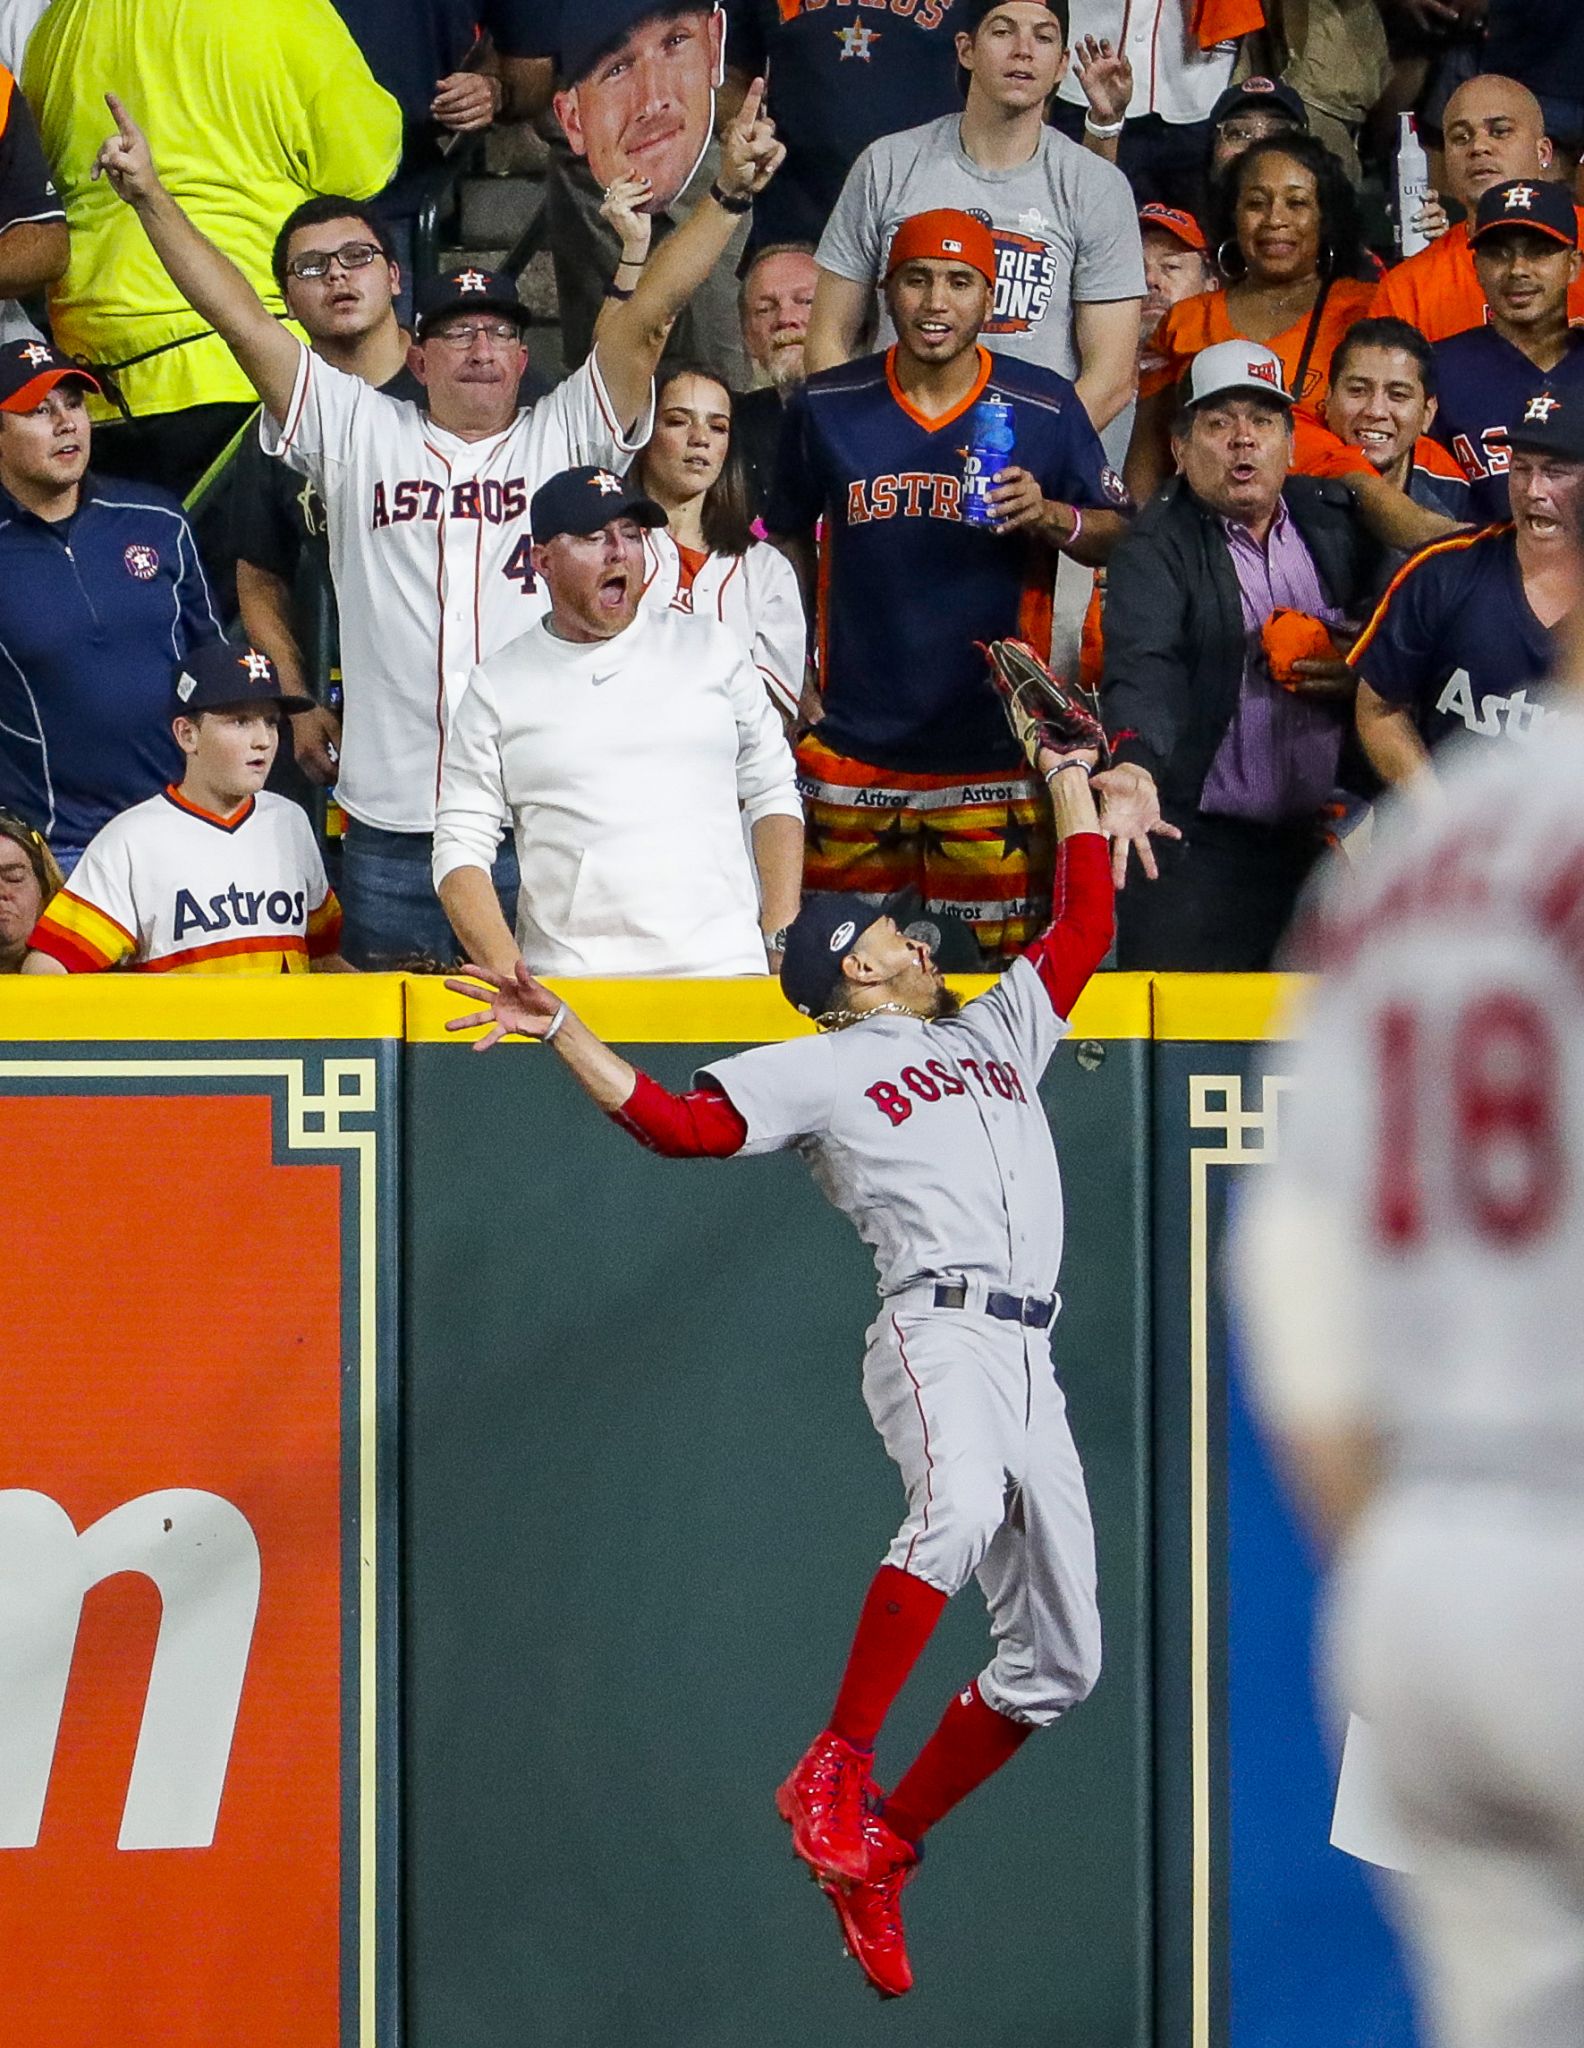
top-left (885, 209), bottom-right (997, 288)
top-left (1506, 389), bottom-right (1584, 463)
top-left (0, 337), bottom-right (102, 415)
top-left (170, 641), bottom-right (317, 718)
top-left (1471, 179), bottom-right (1579, 250)
top-left (414, 265), bottom-right (527, 337)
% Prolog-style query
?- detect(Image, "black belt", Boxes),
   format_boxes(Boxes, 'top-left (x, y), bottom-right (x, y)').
top-left (933, 1282), bottom-right (1055, 1329)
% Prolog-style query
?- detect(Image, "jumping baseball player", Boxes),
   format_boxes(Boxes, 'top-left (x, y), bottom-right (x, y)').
top-left (447, 651), bottom-right (1120, 1998)
top-left (23, 641), bottom-right (344, 974)
top-left (1234, 626), bottom-right (1584, 2045)
top-left (90, 86), bottom-right (785, 963)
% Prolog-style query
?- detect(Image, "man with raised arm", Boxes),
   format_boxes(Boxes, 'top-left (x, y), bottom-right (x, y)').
top-left (446, 726), bottom-right (1113, 2003)
top-left (91, 87), bottom-right (785, 965)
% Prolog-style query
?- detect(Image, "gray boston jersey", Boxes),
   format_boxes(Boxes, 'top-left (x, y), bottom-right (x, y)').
top-left (699, 957), bottom-right (1068, 1300)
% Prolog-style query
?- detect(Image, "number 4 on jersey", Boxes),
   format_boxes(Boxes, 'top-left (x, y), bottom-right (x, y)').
top-left (503, 537), bottom-right (536, 593)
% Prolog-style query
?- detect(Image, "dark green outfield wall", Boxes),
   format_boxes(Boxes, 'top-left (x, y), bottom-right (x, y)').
top-left (402, 1032), bottom-right (1155, 2048)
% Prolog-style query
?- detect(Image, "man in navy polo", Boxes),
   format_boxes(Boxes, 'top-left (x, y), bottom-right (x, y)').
top-left (1350, 390), bottom-right (1584, 785)
top-left (0, 337), bottom-right (223, 870)
top-left (1430, 177), bottom-right (1584, 523)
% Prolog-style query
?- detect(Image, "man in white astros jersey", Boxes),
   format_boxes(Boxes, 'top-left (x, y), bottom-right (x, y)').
top-left (446, 724), bottom-right (1114, 1999)
top-left (1234, 588), bottom-right (1584, 2047)
top-left (24, 641), bottom-right (345, 974)
top-left (90, 84), bottom-right (786, 964)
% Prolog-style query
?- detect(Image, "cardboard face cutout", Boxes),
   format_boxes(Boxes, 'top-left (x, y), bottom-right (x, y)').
top-left (554, 4), bottom-right (727, 216)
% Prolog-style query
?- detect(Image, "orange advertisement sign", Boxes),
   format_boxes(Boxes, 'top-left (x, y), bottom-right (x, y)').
top-left (0, 1081), bottom-right (376, 2047)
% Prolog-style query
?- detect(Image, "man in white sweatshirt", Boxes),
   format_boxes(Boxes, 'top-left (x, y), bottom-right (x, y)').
top-left (434, 465), bottom-right (804, 977)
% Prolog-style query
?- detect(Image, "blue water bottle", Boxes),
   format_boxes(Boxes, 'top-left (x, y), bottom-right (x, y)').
top-left (961, 395), bottom-right (1016, 527)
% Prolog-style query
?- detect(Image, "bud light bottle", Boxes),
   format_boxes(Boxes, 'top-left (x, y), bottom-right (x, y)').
top-left (961, 395), bottom-right (1015, 528)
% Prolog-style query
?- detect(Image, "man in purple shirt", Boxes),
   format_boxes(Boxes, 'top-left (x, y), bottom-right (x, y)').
top-left (1099, 340), bottom-right (1387, 969)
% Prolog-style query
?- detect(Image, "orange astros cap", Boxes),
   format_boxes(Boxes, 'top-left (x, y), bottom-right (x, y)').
top-left (885, 209), bottom-right (997, 288)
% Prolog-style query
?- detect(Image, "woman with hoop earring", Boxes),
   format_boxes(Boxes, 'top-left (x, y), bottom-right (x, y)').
top-left (1124, 132), bottom-right (1376, 504)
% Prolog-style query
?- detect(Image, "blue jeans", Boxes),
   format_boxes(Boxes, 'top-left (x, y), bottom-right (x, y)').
top-left (340, 819), bottom-right (519, 971)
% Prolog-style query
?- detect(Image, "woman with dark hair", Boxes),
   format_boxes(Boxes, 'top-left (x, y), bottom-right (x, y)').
top-left (632, 364), bottom-right (807, 726)
top-left (1125, 132), bottom-right (1377, 501)
top-left (0, 811), bottom-right (65, 973)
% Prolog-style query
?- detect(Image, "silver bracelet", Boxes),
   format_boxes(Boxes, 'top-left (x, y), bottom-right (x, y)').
top-left (541, 1001), bottom-right (569, 1044)
top-left (1045, 758), bottom-right (1094, 784)
top-left (1083, 114), bottom-right (1126, 138)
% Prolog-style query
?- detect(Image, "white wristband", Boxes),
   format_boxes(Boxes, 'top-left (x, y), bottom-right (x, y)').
top-left (541, 1001), bottom-right (569, 1044)
top-left (1045, 758), bottom-right (1094, 784)
top-left (1084, 115), bottom-right (1126, 138)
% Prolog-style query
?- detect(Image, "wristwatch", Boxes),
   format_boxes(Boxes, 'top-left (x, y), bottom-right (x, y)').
top-left (765, 926), bottom-right (791, 952)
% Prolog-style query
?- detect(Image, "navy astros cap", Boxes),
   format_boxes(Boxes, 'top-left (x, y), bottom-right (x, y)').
top-left (529, 465), bottom-right (667, 546)
top-left (1507, 389), bottom-right (1584, 462)
top-left (0, 336), bottom-right (102, 414)
top-left (171, 641), bottom-right (316, 718)
top-left (1471, 178), bottom-right (1579, 250)
top-left (1208, 76), bottom-right (1308, 133)
top-left (415, 265), bottom-right (526, 338)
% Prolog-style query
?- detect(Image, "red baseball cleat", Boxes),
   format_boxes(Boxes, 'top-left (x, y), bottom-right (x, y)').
top-left (819, 1805), bottom-right (920, 2000)
top-left (775, 1729), bottom-right (872, 1884)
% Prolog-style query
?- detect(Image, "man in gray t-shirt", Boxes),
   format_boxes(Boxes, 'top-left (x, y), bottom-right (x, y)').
top-left (805, 0), bottom-right (1144, 433)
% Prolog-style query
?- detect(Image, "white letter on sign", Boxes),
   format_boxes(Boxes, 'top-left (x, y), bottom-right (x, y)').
top-left (0, 1488), bottom-right (261, 1850)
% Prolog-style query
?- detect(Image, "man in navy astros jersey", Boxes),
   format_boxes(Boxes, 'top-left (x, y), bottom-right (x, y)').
top-left (1350, 393), bottom-right (1584, 783)
top-left (769, 205), bottom-right (1148, 962)
top-left (1430, 178), bottom-right (1584, 524)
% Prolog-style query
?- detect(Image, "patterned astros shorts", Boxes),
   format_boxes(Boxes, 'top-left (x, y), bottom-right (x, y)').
top-left (795, 732), bottom-right (1054, 962)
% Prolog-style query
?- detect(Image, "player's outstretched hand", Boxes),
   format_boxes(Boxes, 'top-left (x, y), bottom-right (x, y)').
top-left (93, 93), bottom-right (158, 205)
top-left (718, 78), bottom-right (785, 201)
top-left (1092, 761), bottom-right (1181, 887)
top-left (1072, 35), bottom-right (1133, 127)
top-left (444, 960), bottom-right (564, 1052)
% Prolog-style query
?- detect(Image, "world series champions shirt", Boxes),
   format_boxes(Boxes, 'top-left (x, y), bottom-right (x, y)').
top-left (768, 344), bottom-right (1129, 772)
top-left (261, 335), bottom-right (653, 834)
top-left (815, 113), bottom-right (1144, 382)
top-left (1347, 524), bottom-right (1561, 751)
top-left (29, 786), bottom-right (342, 972)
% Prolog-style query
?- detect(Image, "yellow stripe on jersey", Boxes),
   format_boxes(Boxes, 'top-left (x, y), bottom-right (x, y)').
top-left (30, 888), bottom-right (137, 972)
top-left (139, 934), bottom-right (311, 974)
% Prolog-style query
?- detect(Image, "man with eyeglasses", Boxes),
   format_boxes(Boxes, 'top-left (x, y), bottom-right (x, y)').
top-left (225, 196), bottom-right (422, 791)
top-left (92, 85), bottom-right (786, 966)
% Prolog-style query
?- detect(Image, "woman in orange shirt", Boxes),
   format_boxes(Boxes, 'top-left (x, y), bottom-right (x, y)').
top-left (1125, 132), bottom-right (1377, 502)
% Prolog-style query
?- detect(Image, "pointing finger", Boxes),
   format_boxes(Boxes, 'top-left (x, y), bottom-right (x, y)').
top-left (736, 74), bottom-right (765, 132)
top-left (104, 90), bottom-right (136, 140)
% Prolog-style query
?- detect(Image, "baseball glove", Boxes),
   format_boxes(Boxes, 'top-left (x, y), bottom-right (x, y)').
top-left (981, 637), bottom-right (1111, 773)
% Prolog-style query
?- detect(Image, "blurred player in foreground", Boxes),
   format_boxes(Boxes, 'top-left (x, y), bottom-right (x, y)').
top-left (1233, 552), bottom-right (1584, 2046)
top-left (448, 695), bottom-right (1127, 1999)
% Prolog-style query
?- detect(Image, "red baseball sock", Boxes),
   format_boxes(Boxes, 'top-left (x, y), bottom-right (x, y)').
top-left (827, 1565), bottom-right (948, 1751)
top-left (881, 1681), bottom-right (1032, 1844)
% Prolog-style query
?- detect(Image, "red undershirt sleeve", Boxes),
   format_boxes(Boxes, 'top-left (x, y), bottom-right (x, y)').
top-left (608, 1070), bottom-right (749, 1157)
top-left (1021, 831), bottom-right (1115, 1020)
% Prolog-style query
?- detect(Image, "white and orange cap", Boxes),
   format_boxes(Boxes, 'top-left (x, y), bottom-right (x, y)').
top-left (0, 337), bottom-right (101, 415)
top-left (1182, 339), bottom-right (1293, 409)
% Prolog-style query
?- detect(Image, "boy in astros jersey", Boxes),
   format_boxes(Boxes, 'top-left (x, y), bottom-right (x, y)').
top-left (24, 641), bottom-right (347, 974)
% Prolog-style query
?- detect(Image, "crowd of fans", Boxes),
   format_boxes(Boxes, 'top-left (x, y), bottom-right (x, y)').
top-left (1, 0), bottom-right (1582, 983)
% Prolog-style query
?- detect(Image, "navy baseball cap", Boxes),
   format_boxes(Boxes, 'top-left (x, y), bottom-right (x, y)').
top-left (415, 265), bottom-right (526, 338)
top-left (529, 465), bottom-right (667, 545)
top-left (0, 337), bottom-right (101, 414)
top-left (171, 642), bottom-right (316, 718)
top-left (1209, 76), bottom-right (1308, 133)
top-left (779, 889), bottom-right (981, 1016)
top-left (1507, 389), bottom-right (1584, 462)
top-left (561, 0), bottom-right (718, 85)
top-left (1471, 179), bottom-right (1579, 250)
